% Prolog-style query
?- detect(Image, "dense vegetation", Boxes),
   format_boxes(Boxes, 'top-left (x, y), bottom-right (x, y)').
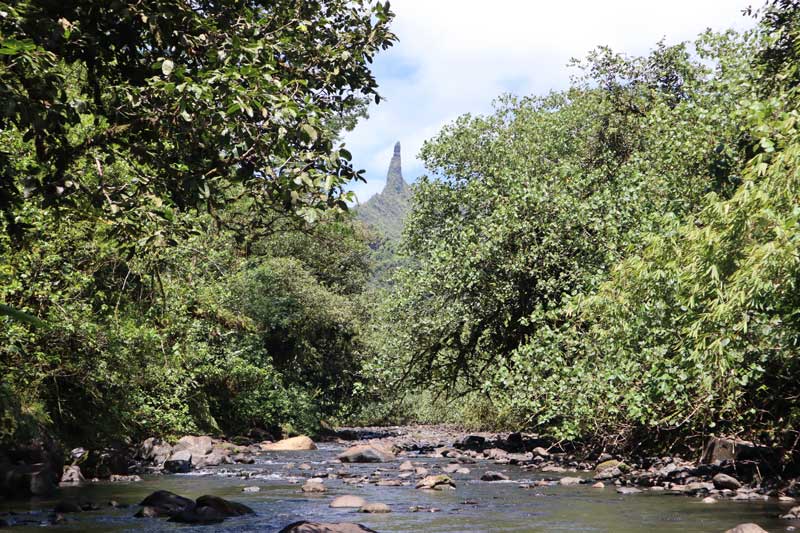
top-left (2, 0), bottom-right (799, 463)
top-left (364, 0), bottom-right (800, 453)
top-left (0, 0), bottom-right (395, 447)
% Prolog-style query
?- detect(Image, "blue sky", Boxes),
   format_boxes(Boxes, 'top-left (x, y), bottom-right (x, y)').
top-left (343, 0), bottom-right (756, 204)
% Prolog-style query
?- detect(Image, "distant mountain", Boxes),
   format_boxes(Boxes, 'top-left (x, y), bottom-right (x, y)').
top-left (355, 141), bottom-right (411, 241)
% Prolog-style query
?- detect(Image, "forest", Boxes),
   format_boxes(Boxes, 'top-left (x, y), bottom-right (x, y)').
top-left (1, 0), bottom-right (800, 469)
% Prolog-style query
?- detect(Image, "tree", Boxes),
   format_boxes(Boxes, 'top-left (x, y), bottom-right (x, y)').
top-left (0, 0), bottom-right (396, 241)
top-left (378, 31), bottom-right (755, 397)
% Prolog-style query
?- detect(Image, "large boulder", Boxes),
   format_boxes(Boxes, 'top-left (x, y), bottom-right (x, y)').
top-left (712, 473), bottom-right (742, 490)
top-left (0, 463), bottom-right (58, 497)
top-left (137, 490), bottom-right (194, 517)
top-left (167, 506), bottom-right (226, 524)
top-left (261, 436), bottom-right (317, 451)
top-left (1, 435), bottom-right (63, 497)
top-left (174, 436), bottom-right (213, 456)
top-left (80, 446), bottom-right (132, 478)
top-left (194, 451), bottom-right (231, 468)
top-left (163, 450), bottom-right (192, 473)
top-left (701, 437), bottom-right (776, 464)
top-left (457, 435), bottom-right (486, 451)
top-left (338, 444), bottom-right (394, 463)
top-left (278, 522), bottom-right (378, 533)
top-left (193, 495), bottom-right (254, 517)
top-left (138, 437), bottom-right (173, 466)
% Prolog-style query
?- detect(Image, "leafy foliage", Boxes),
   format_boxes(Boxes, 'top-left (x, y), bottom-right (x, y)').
top-left (0, 1), bottom-right (394, 447)
top-left (0, 0), bottom-right (395, 239)
top-left (371, 2), bottom-right (800, 450)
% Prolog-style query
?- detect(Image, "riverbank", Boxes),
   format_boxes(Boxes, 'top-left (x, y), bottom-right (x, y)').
top-left (1, 426), bottom-right (798, 531)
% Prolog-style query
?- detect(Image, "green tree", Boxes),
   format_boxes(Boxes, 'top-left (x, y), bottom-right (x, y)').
top-left (377, 31), bottom-right (755, 398)
top-left (0, 0), bottom-right (395, 240)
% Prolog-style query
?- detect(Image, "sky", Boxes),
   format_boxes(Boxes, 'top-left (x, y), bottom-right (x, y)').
top-left (342, 0), bottom-right (757, 204)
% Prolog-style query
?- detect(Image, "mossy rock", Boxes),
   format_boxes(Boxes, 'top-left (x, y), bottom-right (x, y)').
top-left (596, 460), bottom-right (630, 473)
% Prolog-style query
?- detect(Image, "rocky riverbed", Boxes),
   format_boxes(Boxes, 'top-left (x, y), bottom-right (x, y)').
top-left (1, 426), bottom-right (798, 532)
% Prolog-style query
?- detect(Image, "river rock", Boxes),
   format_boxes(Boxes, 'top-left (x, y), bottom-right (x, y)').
top-left (781, 505), bottom-right (800, 519)
top-left (243, 486), bottom-right (261, 493)
top-left (459, 435), bottom-right (486, 450)
top-left (194, 451), bottom-right (230, 468)
top-left (398, 460), bottom-right (414, 471)
top-left (701, 437), bottom-right (777, 465)
top-left (174, 435), bottom-right (213, 455)
top-left (338, 444), bottom-right (394, 463)
top-left (166, 495), bottom-right (253, 524)
top-left (713, 473), bottom-right (742, 490)
top-left (168, 505), bottom-right (226, 524)
top-left (194, 495), bottom-right (254, 516)
top-left (232, 453), bottom-right (255, 464)
top-left (261, 436), bottom-right (317, 451)
top-left (592, 482), bottom-right (604, 488)
top-left (137, 490), bottom-right (194, 517)
top-left (532, 447), bottom-right (550, 458)
top-left (330, 495), bottom-right (366, 508)
top-left (163, 450), bottom-right (192, 473)
top-left (138, 438), bottom-right (173, 466)
top-left (559, 476), bottom-right (582, 486)
top-left (80, 446), bottom-right (132, 478)
top-left (278, 522), bottom-right (378, 533)
top-left (302, 481), bottom-right (326, 493)
top-left (484, 448), bottom-right (509, 461)
top-left (724, 525), bottom-right (768, 533)
top-left (616, 487), bottom-right (642, 494)
top-left (416, 474), bottom-right (455, 490)
top-left (360, 502), bottom-right (391, 513)
top-left (60, 465), bottom-right (84, 484)
top-left (481, 471), bottom-right (509, 481)
top-left (0, 463), bottom-right (58, 496)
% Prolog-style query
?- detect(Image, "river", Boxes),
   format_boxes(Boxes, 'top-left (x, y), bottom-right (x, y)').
top-left (0, 441), bottom-right (792, 532)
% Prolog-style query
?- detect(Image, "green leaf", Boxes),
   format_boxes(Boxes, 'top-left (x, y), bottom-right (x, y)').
top-left (0, 304), bottom-right (45, 327)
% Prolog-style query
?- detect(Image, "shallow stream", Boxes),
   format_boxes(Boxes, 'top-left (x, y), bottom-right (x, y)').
top-left (0, 443), bottom-right (793, 532)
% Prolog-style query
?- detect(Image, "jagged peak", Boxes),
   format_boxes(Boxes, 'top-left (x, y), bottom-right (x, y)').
top-left (384, 140), bottom-right (408, 195)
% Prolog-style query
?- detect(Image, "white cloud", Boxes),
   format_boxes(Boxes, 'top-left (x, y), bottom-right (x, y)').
top-left (344, 0), bottom-right (756, 202)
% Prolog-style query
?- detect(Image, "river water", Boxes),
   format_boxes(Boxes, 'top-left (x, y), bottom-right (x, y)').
top-left (0, 442), bottom-right (793, 532)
